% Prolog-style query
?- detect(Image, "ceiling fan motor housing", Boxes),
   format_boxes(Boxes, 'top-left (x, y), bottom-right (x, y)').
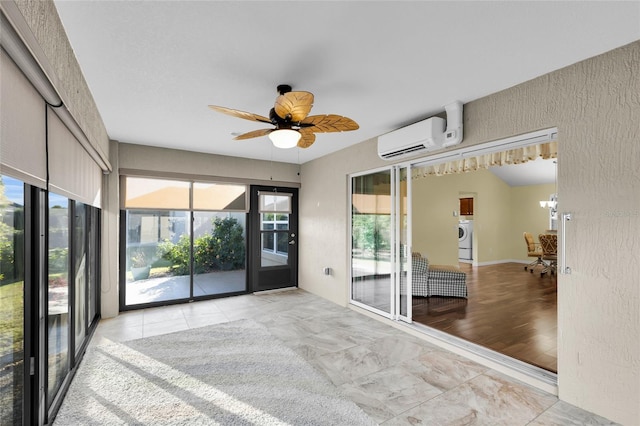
top-left (269, 107), bottom-right (293, 128)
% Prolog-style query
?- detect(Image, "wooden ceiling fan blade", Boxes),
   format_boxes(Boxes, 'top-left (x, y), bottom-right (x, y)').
top-left (300, 114), bottom-right (359, 133)
top-left (297, 129), bottom-right (316, 148)
top-left (233, 128), bottom-right (274, 140)
top-left (208, 105), bottom-right (271, 124)
top-left (274, 91), bottom-right (314, 122)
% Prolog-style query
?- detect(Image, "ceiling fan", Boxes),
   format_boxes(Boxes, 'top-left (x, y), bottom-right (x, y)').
top-left (209, 84), bottom-right (359, 149)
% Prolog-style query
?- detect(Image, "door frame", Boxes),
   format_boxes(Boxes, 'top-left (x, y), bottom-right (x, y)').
top-left (248, 185), bottom-right (298, 293)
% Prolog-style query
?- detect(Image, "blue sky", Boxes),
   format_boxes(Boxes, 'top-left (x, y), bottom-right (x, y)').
top-left (1, 176), bottom-right (24, 205)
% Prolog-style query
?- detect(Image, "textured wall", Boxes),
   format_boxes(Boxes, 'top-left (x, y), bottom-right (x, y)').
top-left (12, 0), bottom-right (110, 164)
top-left (299, 137), bottom-right (385, 307)
top-left (300, 41), bottom-right (639, 424)
top-left (118, 143), bottom-right (301, 185)
top-left (552, 42), bottom-right (639, 425)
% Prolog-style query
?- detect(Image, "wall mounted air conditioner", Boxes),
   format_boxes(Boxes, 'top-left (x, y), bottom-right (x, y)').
top-left (378, 101), bottom-right (463, 160)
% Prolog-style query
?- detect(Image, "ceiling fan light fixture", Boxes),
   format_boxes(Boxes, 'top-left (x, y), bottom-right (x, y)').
top-left (269, 129), bottom-right (300, 149)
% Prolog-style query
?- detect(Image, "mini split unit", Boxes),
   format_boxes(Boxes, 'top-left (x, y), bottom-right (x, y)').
top-left (378, 101), bottom-right (463, 160)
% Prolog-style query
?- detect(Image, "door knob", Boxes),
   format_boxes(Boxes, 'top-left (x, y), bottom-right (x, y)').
top-left (289, 240), bottom-right (296, 245)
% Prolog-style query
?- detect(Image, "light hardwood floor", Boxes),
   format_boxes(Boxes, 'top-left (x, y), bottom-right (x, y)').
top-left (412, 262), bottom-right (557, 372)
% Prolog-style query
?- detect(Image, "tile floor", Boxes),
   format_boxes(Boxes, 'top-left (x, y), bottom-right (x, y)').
top-left (90, 289), bottom-right (617, 425)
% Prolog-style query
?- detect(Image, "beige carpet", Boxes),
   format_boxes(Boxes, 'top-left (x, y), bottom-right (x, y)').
top-left (54, 319), bottom-right (375, 425)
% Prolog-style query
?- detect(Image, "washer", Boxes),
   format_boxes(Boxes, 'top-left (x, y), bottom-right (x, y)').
top-left (458, 220), bottom-right (473, 261)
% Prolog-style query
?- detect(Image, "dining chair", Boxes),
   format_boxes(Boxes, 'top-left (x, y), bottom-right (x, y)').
top-left (523, 232), bottom-right (546, 273)
top-left (538, 234), bottom-right (558, 277)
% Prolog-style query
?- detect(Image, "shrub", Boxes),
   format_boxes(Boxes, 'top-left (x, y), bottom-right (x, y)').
top-left (158, 217), bottom-right (245, 275)
top-left (48, 248), bottom-right (69, 274)
top-left (157, 235), bottom-right (191, 275)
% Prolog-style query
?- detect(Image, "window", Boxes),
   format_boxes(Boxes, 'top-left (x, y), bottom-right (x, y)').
top-left (258, 193), bottom-right (292, 267)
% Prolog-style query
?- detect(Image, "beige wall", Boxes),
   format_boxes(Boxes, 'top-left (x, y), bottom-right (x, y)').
top-left (509, 184), bottom-right (556, 260)
top-left (118, 143), bottom-right (302, 185)
top-left (300, 41), bottom-right (640, 424)
top-left (412, 170), bottom-right (555, 265)
top-left (413, 169), bottom-right (512, 264)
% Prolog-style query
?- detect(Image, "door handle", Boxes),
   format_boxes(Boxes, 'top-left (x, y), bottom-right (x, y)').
top-left (289, 240), bottom-right (296, 245)
top-left (561, 212), bottom-right (572, 274)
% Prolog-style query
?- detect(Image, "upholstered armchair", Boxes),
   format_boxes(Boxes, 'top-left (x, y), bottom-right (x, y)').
top-left (411, 253), bottom-right (430, 296)
top-left (411, 253), bottom-right (467, 298)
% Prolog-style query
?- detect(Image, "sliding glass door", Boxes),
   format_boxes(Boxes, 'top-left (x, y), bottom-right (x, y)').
top-left (350, 166), bottom-right (412, 321)
top-left (351, 170), bottom-right (392, 315)
top-left (122, 177), bottom-right (248, 308)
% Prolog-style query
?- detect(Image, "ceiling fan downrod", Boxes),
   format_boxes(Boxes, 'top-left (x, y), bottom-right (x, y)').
top-left (276, 84), bottom-right (292, 95)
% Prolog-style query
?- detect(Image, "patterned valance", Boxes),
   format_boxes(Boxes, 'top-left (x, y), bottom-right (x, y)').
top-left (412, 141), bottom-right (557, 179)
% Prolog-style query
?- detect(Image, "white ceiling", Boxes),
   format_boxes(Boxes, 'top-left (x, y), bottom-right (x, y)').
top-left (53, 1), bottom-right (640, 165)
top-left (489, 157), bottom-right (556, 187)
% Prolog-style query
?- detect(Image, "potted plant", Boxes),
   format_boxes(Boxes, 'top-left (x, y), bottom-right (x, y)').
top-left (130, 249), bottom-right (150, 281)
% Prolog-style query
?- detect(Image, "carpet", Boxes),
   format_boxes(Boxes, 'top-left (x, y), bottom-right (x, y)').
top-left (54, 319), bottom-right (375, 425)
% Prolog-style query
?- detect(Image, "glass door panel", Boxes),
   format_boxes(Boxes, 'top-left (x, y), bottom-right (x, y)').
top-left (125, 210), bottom-right (190, 305)
top-left (192, 212), bottom-right (246, 297)
top-left (0, 176), bottom-right (25, 425)
top-left (260, 212), bottom-right (290, 267)
top-left (47, 192), bottom-right (69, 407)
top-left (73, 202), bottom-right (86, 354)
top-left (351, 170), bottom-right (392, 314)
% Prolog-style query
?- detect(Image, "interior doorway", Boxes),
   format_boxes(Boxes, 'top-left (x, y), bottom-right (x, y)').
top-left (350, 128), bottom-right (559, 375)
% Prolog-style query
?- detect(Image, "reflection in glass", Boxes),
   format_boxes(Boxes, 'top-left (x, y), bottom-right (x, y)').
top-left (87, 208), bottom-right (99, 325)
top-left (48, 192), bottom-right (69, 407)
top-left (125, 210), bottom-right (190, 305)
top-left (351, 171), bottom-right (392, 313)
top-left (193, 212), bottom-right (246, 296)
top-left (74, 202), bottom-right (87, 354)
top-left (0, 176), bottom-right (25, 425)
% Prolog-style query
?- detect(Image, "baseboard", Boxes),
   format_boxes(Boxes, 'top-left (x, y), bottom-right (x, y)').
top-left (253, 286), bottom-right (298, 295)
top-left (475, 259), bottom-right (529, 266)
